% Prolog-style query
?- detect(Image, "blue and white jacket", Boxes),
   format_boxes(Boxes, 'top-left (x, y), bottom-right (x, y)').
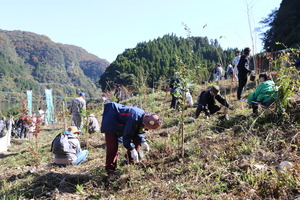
top-left (101, 102), bottom-right (147, 150)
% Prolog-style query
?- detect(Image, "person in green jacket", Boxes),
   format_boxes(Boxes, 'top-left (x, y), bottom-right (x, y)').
top-left (247, 72), bottom-right (277, 113)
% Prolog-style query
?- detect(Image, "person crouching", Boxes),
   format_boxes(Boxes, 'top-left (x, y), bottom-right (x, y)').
top-left (247, 72), bottom-right (277, 114)
top-left (51, 126), bottom-right (88, 167)
top-left (195, 86), bottom-right (233, 118)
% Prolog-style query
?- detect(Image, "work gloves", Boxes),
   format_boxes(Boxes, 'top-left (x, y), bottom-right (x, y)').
top-left (131, 142), bottom-right (150, 163)
top-left (141, 142), bottom-right (150, 151)
top-left (131, 149), bottom-right (139, 163)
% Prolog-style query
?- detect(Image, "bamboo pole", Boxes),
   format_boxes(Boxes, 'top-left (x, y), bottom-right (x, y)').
top-left (230, 74), bottom-right (234, 102)
top-left (85, 115), bottom-right (89, 150)
top-left (62, 101), bottom-right (67, 131)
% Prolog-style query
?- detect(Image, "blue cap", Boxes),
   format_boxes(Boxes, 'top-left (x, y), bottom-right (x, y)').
top-left (79, 92), bottom-right (85, 97)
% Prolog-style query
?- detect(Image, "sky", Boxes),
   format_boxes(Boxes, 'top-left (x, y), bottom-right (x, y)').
top-left (0, 0), bottom-right (282, 63)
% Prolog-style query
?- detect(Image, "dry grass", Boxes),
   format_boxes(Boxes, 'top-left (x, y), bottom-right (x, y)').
top-left (0, 82), bottom-right (299, 199)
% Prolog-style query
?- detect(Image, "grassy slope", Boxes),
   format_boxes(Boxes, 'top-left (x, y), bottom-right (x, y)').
top-left (0, 80), bottom-right (299, 200)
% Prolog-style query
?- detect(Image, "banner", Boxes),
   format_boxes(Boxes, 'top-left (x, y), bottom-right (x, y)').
top-left (45, 89), bottom-right (54, 124)
top-left (27, 90), bottom-right (32, 115)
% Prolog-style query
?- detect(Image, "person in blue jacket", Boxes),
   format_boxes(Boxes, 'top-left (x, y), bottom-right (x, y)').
top-left (101, 102), bottom-right (162, 175)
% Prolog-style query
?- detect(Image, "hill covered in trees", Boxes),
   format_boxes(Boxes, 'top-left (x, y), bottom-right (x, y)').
top-left (261, 0), bottom-right (300, 51)
top-left (0, 30), bottom-right (110, 97)
top-left (99, 0), bottom-right (300, 92)
top-left (99, 34), bottom-right (238, 91)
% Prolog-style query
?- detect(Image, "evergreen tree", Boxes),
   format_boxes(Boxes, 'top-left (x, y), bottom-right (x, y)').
top-left (261, 0), bottom-right (300, 51)
top-left (99, 34), bottom-right (237, 91)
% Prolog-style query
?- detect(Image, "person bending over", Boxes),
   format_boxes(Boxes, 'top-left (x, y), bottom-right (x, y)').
top-left (101, 102), bottom-right (162, 175)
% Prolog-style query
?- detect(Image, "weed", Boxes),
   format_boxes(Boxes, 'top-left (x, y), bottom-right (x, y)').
top-left (75, 184), bottom-right (85, 195)
top-left (270, 46), bottom-right (300, 122)
top-left (0, 69), bottom-right (299, 199)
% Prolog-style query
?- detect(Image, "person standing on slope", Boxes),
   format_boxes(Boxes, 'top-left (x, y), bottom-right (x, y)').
top-left (69, 92), bottom-right (86, 133)
top-left (237, 48), bottom-right (252, 101)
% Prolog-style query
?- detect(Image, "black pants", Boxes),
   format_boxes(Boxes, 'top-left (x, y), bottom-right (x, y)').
top-left (170, 95), bottom-right (177, 109)
top-left (237, 75), bottom-right (247, 100)
top-left (20, 126), bottom-right (28, 139)
top-left (251, 99), bottom-right (275, 113)
top-left (195, 104), bottom-right (221, 118)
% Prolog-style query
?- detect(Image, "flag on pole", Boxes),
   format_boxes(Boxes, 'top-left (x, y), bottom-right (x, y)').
top-left (45, 89), bottom-right (54, 124)
top-left (27, 90), bottom-right (32, 115)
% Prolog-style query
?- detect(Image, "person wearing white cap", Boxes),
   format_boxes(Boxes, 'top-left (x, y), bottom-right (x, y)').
top-left (101, 102), bottom-right (162, 175)
top-left (88, 114), bottom-right (100, 134)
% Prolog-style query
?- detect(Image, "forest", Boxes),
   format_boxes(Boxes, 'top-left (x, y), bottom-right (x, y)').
top-left (0, 30), bottom-right (109, 98)
top-left (99, 34), bottom-right (238, 91)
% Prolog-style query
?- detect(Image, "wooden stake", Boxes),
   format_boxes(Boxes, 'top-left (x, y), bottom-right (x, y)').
top-left (241, 101), bottom-right (245, 114)
top-left (85, 115), bottom-right (89, 150)
top-left (62, 101), bottom-right (67, 131)
top-left (230, 74), bottom-right (233, 102)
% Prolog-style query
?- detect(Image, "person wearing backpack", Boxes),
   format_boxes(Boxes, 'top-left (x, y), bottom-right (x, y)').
top-left (101, 102), bottom-right (162, 176)
top-left (195, 86), bottom-right (234, 118)
top-left (51, 126), bottom-right (88, 166)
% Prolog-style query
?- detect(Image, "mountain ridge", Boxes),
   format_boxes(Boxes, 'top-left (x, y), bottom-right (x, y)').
top-left (0, 29), bottom-right (110, 98)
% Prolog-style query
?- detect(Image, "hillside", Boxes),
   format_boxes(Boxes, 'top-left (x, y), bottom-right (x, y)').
top-left (0, 79), bottom-right (299, 199)
top-left (99, 34), bottom-right (239, 91)
top-left (0, 30), bottom-right (110, 97)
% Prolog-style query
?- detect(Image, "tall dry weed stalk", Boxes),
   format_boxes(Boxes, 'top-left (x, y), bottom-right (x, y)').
top-left (269, 46), bottom-right (300, 120)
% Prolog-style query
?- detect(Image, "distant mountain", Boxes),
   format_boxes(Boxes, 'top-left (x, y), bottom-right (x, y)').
top-left (0, 30), bottom-right (110, 98)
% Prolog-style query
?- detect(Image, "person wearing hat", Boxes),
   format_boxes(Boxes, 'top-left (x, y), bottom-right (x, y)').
top-left (52, 126), bottom-right (89, 166)
top-left (69, 92), bottom-right (86, 132)
top-left (195, 86), bottom-right (233, 118)
top-left (88, 113), bottom-right (100, 134)
top-left (237, 47), bottom-right (252, 100)
top-left (101, 102), bottom-right (162, 175)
